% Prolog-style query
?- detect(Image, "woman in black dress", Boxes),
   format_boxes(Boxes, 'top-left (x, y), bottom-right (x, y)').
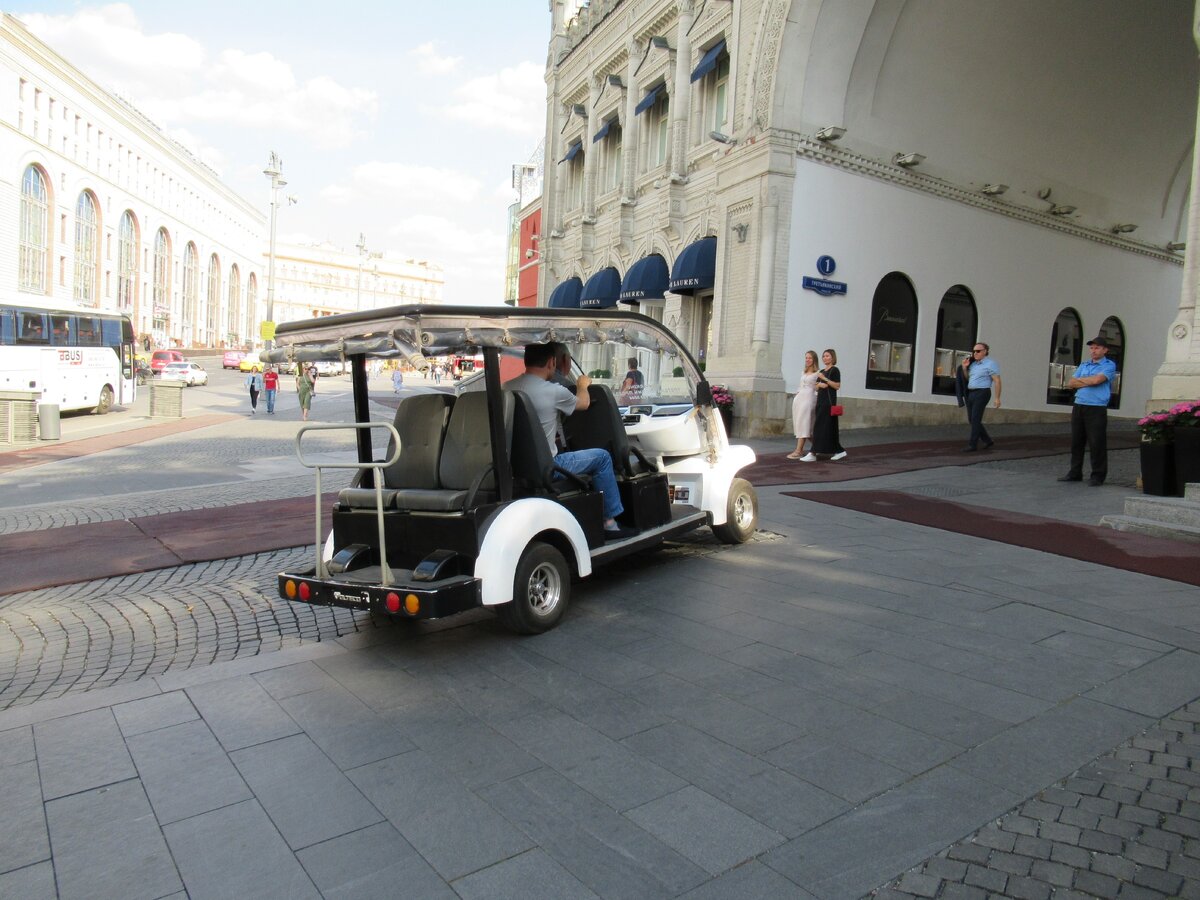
top-left (803, 348), bottom-right (847, 461)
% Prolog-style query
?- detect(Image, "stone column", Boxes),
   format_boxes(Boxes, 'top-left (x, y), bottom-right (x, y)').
top-left (753, 199), bottom-right (778, 349)
top-left (583, 77), bottom-right (601, 221)
top-left (670, 0), bottom-right (695, 183)
top-left (1150, 0), bottom-right (1200, 406)
top-left (622, 38), bottom-right (640, 203)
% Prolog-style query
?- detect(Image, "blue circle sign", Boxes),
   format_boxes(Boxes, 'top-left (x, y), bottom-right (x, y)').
top-left (817, 255), bottom-right (836, 276)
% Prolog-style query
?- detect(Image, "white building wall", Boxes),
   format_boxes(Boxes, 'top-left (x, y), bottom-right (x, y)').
top-left (0, 14), bottom-right (264, 349)
top-left (784, 162), bottom-right (1183, 418)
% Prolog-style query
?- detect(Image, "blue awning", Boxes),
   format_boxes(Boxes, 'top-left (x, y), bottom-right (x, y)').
top-left (634, 84), bottom-right (663, 115)
top-left (619, 254), bottom-right (669, 304)
top-left (579, 267), bottom-right (622, 309)
top-left (546, 276), bottom-right (583, 309)
top-left (592, 118), bottom-right (616, 143)
top-left (560, 140), bottom-right (582, 163)
top-left (668, 237), bottom-right (717, 294)
top-left (691, 39), bottom-right (726, 83)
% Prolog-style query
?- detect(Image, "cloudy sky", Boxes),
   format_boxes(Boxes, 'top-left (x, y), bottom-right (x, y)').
top-left (15, 2), bottom-right (550, 304)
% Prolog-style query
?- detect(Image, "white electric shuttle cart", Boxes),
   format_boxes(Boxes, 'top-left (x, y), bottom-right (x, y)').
top-left (266, 305), bottom-right (758, 634)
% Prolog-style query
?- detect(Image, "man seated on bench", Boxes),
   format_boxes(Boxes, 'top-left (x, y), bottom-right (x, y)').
top-left (506, 343), bottom-right (635, 540)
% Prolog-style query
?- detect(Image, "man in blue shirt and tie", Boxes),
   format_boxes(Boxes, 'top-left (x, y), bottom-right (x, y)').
top-left (1058, 336), bottom-right (1119, 486)
top-left (961, 342), bottom-right (1001, 451)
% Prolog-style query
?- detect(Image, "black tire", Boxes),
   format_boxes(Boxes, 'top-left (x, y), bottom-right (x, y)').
top-left (499, 541), bottom-right (570, 634)
top-left (94, 384), bottom-right (114, 415)
top-left (712, 477), bottom-right (758, 544)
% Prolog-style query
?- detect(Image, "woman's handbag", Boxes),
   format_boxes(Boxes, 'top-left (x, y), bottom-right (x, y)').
top-left (830, 404), bottom-right (844, 417)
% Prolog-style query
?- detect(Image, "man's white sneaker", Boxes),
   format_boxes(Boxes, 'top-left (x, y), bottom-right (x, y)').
top-left (831, 451), bottom-right (847, 461)
top-left (799, 453), bottom-right (817, 462)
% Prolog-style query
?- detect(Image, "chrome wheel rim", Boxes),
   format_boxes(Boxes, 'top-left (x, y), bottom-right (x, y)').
top-left (732, 492), bottom-right (754, 531)
top-left (527, 562), bottom-right (562, 616)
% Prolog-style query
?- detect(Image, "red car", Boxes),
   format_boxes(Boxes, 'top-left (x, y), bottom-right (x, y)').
top-left (150, 350), bottom-right (185, 374)
top-left (223, 350), bottom-right (246, 370)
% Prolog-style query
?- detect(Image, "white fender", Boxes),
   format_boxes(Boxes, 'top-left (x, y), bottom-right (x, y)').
top-left (475, 498), bottom-right (592, 606)
top-left (701, 444), bottom-right (757, 525)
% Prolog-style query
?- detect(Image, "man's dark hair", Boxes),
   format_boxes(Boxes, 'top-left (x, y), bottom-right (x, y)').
top-left (523, 343), bottom-right (554, 368)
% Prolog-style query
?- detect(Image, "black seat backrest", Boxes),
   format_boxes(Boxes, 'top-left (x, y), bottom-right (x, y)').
top-left (439, 390), bottom-right (513, 491)
top-left (564, 384), bottom-right (651, 478)
top-left (380, 393), bottom-right (454, 489)
top-left (509, 390), bottom-right (557, 492)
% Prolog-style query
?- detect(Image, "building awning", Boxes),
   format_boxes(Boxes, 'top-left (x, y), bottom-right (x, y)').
top-left (546, 276), bottom-right (583, 309)
top-left (634, 84), bottom-right (663, 115)
top-left (592, 118), bottom-right (617, 143)
top-left (560, 140), bottom-right (583, 163)
top-left (579, 267), bottom-right (622, 309)
top-left (619, 254), bottom-right (669, 304)
top-left (691, 39), bottom-right (727, 83)
top-left (668, 237), bottom-right (717, 295)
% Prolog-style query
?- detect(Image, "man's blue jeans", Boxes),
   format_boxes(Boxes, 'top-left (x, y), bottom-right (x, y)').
top-left (265, 389), bottom-right (277, 413)
top-left (965, 388), bottom-right (992, 449)
top-left (554, 448), bottom-right (624, 520)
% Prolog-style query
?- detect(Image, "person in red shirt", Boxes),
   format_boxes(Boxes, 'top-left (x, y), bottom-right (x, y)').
top-left (263, 366), bottom-right (280, 414)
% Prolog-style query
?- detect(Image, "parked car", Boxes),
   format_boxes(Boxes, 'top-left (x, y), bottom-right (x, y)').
top-left (150, 349), bottom-right (186, 374)
top-left (160, 361), bottom-right (208, 386)
top-left (312, 359), bottom-right (344, 376)
top-left (239, 351), bottom-right (266, 373)
top-left (223, 350), bottom-right (246, 370)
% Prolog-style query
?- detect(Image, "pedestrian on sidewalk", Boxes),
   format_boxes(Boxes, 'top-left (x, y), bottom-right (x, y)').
top-left (788, 350), bottom-right (819, 459)
top-left (1058, 336), bottom-right (1118, 486)
top-left (296, 364), bottom-right (315, 421)
top-left (263, 366), bottom-right (279, 414)
top-left (245, 368), bottom-right (264, 415)
top-left (392, 366), bottom-right (404, 393)
top-left (961, 342), bottom-right (1001, 452)
top-left (803, 348), bottom-right (847, 462)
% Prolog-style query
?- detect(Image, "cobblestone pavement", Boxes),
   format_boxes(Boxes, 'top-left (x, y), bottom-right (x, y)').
top-left (874, 701), bottom-right (1200, 900)
top-left (0, 531), bottom-right (776, 711)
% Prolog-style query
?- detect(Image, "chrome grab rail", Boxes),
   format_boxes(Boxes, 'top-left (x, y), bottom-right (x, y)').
top-left (294, 422), bottom-right (402, 585)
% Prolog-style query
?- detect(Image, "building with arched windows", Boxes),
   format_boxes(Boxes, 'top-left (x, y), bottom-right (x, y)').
top-left (0, 14), bottom-right (264, 349)
top-left (540, 0), bottom-right (1197, 432)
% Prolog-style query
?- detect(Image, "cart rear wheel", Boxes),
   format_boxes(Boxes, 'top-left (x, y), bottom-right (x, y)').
top-left (499, 541), bottom-right (569, 634)
top-left (712, 477), bottom-right (758, 544)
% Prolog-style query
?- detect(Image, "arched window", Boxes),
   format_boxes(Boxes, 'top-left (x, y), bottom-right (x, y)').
top-left (117, 211), bottom-right (138, 312)
top-left (245, 273), bottom-right (258, 341)
top-left (932, 285), bottom-right (977, 396)
top-left (74, 191), bottom-right (99, 306)
top-left (866, 272), bottom-right (918, 393)
top-left (1097, 315), bottom-right (1125, 410)
top-left (182, 242), bottom-right (198, 341)
top-left (19, 165), bottom-right (49, 293)
top-left (227, 264), bottom-right (241, 342)
top-left (206, 254), bottom-right (221, 346)
top-left (153, 228), bottom-right (171, 334)
top-left (1047, 307), bottom-right (1083, 405)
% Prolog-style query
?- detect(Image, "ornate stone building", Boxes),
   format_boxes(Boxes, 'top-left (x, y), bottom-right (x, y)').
top-left (540, 0), bottom-right (1197, 433)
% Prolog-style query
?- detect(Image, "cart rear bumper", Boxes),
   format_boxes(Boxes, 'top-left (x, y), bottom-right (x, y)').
top-left (278, 569), bottom-right (481, 620)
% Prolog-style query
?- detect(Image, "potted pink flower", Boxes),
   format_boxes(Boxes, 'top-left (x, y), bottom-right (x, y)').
top-left (1168, 399), bottom-right (1200, 494)
top-left (1137, 411), bottom-right (1176, 495)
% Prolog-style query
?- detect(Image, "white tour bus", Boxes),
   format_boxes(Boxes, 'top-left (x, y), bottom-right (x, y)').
top-left (0, 299), bottom-right (137, 414)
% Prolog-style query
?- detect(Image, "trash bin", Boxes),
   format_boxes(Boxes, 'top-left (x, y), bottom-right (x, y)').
top-left (38, 403), bottom-right (60, 441)
top-left (150, 379), bottom-right (185, 418)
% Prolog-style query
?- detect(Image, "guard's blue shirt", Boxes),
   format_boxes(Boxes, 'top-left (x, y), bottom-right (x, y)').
top-left (1072, 357), bottom-right (1117, 407)
top-left (967, 357), bottom-right (1000, 390)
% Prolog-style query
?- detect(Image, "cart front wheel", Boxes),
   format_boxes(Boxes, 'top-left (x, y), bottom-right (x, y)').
top-left (712, 477), bottom-right (758, 544)
top-left (499, 541), bottom-right (569, 634)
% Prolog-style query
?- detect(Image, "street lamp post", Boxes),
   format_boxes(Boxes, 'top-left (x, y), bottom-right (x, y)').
top-left (263, 152), bottom-right (289, 351)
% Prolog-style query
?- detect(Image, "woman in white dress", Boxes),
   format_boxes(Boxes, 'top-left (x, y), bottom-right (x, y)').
top-left (788, 350), bottom-right (820, 459)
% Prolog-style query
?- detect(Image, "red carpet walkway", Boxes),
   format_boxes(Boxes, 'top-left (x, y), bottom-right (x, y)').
top-left (745, 432), bottom-right (1139, 486)
top-left (0, 494), bottom-right (336, 596)
top-left (0, 414), bottom-right (238, 475)
top-left (787, 489), bottom-right (1200, 587)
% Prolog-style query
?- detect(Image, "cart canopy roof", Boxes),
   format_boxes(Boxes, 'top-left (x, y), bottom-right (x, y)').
top-left (263, 304), bottom-right (704, 384)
